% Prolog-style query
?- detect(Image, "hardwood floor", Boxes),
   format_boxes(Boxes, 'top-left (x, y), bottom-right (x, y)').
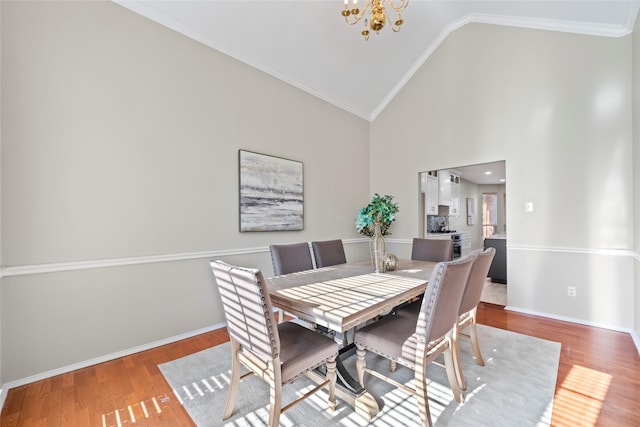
top-left (2, 303), bottom-right (639, 426)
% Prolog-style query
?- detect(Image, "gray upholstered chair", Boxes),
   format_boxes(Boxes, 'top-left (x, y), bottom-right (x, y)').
top-left (453, 247), bottom-right (495, 390)
top-left (311, 239), bottom-right (347, 268)
top-left (401, 237), bottom-right (452, 319)
top-left (269, 242), bottom-right (314, 276)
top-left (210, 260), bottom-right (338, 427)
top-left (269, 242), bottom-right (315, 323)
top-left (397, 247), bottom-right (497, 392)
top-left (411, 237), bottom-right (453, 262)
top-left (353, 255), bottom-right (475, 427)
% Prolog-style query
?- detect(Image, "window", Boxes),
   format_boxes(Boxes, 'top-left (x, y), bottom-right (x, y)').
top-left (482, 193), bottom-right (497, 238)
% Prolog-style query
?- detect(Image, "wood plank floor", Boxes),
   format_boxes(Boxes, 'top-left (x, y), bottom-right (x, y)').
top-left (2, 303), bottom-right (639, 426)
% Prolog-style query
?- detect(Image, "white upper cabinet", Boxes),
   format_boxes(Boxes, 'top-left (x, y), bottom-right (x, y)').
top-left (438, 170), bottom-right (461, 215)
top-left (425, 174), bottom-right (439, 215)
top-left (450, 178), bottom-right (460, 216)
top-left (438, 169), bottom-right (452, 206)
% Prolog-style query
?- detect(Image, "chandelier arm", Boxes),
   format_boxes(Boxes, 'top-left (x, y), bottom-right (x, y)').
top-left (386, 0), bottom-right (409, 13)
top-left (343, 1), bottom-right (374, 26)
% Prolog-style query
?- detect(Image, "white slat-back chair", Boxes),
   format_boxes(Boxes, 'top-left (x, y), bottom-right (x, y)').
top-left (210, 260), bottom-right (339, 427)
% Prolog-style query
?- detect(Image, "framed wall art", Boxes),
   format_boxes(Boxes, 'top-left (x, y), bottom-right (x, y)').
top-left (239, 150), bottom-right (304, 232)
top-left (467, 197), bottom-right (475, 225)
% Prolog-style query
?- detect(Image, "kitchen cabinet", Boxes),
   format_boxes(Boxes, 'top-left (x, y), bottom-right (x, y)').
top-left (425, 175), bottom-right (439, 215)
top-left (438, 170), bottom-right (452, 206)
top-left (425, 233), bottom-right (452, 240)
top-left (438, 170), bottom-right (460, 215)
top-left (459, 231), bottom-right (472, 256)
top-left (450, 179), bottom-right (460, 216)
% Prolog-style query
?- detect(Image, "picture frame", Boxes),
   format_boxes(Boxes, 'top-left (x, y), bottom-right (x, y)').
top-left (239, 150), bottom-right (304, 232)
top-left (467, 197), bottom-right (475, 225)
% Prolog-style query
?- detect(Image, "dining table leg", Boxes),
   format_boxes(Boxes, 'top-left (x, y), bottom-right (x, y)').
top-left (305, 343), bottom-right (380, 420)
top-left (305, 368), bottom-right (380, 420)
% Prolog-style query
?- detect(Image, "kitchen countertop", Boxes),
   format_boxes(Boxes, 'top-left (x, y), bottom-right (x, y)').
top-left (485, 233), bottom-right (507, 239)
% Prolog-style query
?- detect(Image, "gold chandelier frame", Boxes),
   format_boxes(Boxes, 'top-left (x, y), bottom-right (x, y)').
top-left (342, 0), bottom-right (409, 41)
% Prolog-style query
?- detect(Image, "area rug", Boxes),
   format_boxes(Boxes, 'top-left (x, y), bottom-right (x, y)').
top-left (158, 325), bottom-right (559, 426)
top-left (480, 280), bottom-right (507, 306)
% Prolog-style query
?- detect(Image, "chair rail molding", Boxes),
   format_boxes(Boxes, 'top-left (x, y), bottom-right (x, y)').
top-left (0, 240), bottom-right (635, 278)
top-left (0, 239), bottom-right (367, 277)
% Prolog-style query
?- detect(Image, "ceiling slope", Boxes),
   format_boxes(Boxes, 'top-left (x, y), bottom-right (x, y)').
top-left (114, 1), bottom-right (640, 121)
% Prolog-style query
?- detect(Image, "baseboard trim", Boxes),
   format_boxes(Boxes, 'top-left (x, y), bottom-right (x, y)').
top-left (1, 308), bottom-right (637, 413)
top-left (505, 305), bottom-right (633, 334)
top-left (0, 322), bottom-right (227, 400)
top-left (631, 329), bottom-right (640, 357)
top-left (0, 387), bottom-right (7, 419)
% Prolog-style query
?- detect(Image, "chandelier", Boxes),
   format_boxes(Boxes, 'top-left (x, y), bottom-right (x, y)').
top-left (341, 0), bottom-right (409, 41)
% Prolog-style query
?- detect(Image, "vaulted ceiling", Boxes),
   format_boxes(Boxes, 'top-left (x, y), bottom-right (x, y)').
top-left (114, 1), bottom-right (639, 121)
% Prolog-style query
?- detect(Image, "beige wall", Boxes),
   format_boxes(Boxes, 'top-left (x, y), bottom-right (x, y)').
top-left (371, 24), bottom-right (634, 329)
top-left (1, 1), bottom-right (639, 386)
top-left (0, 1), bottom-right (369, 383)
top-left (633, 11), bottom-right (640, 345)
top-left (0, 0), bottom-right (3, 387)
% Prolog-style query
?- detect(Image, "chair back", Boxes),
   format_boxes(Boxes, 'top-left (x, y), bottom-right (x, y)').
top-left (416, 255), bottom-right (474, 343)
top-left (269, 242), bottom-right (314, 275)
top-left (311, 239), bottom-right (347, 268)
top-left (210, 260), bottom-right (279, 361)
top-left (411, 238), bottom-right (453, 262)
top-left (459, 247), bottom-right (496, 315)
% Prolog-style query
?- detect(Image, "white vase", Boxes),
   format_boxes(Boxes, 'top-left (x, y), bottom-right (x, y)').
top-left (370, 221), bottom-right (386, 273)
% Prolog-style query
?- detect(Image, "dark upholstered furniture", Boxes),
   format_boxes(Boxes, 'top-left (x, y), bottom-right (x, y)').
top-left (411, 237), bottom-right (453, 262)
top-left (311, 239), bottom-right (347, 268)
top-left (269, 242), bottom-right (314, 276)
top-left (483, 236), bottom-right (506, 283)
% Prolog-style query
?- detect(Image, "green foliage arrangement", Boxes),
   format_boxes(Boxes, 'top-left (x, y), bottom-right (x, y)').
top-left (356, 193), bottom-right (399, 237)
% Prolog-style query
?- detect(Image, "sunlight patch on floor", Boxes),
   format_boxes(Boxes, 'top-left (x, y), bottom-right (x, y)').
top-left (101, 395), bottom-right (167, 427)
top-left (553, 364), bottom-right (611, 426)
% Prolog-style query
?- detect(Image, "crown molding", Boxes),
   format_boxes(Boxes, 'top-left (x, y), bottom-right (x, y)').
top-left (112, 0), bottom-right (371, 121)
top-left (113, 1), bottom-right (638, 123)
top-left (470, 12), bottom-right (636, 38)
top-left (369, 8), bottom-right (638, 120)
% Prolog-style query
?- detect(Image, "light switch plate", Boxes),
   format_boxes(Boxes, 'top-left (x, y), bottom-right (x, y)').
top-left (525, 202), bottom-right (534, 212)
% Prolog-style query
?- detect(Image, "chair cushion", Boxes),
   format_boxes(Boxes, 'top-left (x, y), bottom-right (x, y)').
top-left (278, 322), bottom-right (339, 383)
top-left (354, 314), bottom-right (417, 361)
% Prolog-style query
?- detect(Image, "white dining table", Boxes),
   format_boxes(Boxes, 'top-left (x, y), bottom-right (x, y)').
top-left (267, 259), bottom-right (437, 420)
